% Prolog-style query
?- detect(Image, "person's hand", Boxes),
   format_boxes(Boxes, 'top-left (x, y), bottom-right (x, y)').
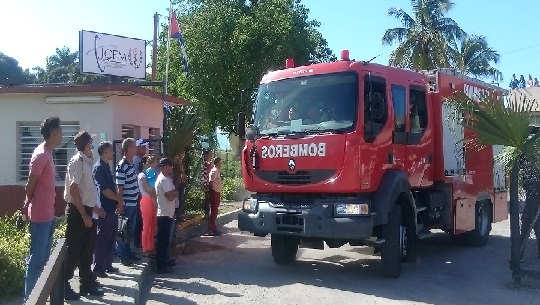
top-left (83, 214), bottom-right (93, 228)
top-left (97, 208), bottom-right (106, 219)
top-left (116, 204), bottom-right (124, 215)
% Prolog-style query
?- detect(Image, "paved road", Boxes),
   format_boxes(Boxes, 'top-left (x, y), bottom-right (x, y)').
top-left (141, 219), bottom-right (539, 305)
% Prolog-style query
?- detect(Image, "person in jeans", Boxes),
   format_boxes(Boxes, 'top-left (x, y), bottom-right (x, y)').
top-left (93, 141), bottom-right (123, 277)
top-left (207, 157), bottom-right (223, 236)
top-left (139, 155), bottom-right (158, 257)
top-left (116, 138), bottom-right (141, 266)
top-left (22, 117), bottom-right (63, 301)
top-left (155, 158), bottom-right (178, 274)
top-left (64, 131), bottom-right (105, 299)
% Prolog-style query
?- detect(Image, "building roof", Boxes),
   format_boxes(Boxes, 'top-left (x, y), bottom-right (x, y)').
top-left (0, 83), bottom-right (188, 105)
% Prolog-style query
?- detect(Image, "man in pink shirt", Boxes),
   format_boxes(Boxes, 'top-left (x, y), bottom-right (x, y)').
top-left (22, 117), bottom-right (63, 301)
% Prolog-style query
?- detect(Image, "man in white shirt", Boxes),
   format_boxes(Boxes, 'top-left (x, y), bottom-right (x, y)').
top-left (207, 157), bottom-right (223, 236)
top-left (155, 158), bottom-right (179, 274)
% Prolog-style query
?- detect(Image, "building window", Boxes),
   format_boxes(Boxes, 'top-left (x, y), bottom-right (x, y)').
top-left (122, 125), bottom-right (135, 139)
top-left (18, 122), bottom-right (80, 182)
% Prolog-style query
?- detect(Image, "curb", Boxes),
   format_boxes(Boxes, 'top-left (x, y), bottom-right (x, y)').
top-left (175, 208), bottom-right (242, 244)
top-left (132, 257), bottom-right (151, 305)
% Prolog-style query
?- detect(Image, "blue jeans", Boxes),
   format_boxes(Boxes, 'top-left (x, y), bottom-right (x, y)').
top-left (116, 205), bottom-right (138, 259)
top-left (24, 219), bottom-right (56, 300)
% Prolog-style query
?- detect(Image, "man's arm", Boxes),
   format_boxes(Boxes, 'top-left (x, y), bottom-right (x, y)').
top-left (23, 154), bottom-right (47, 211)
top-left (115, 166), bottom-right (126, 214)
top-left (68, 161), bottom-right (92, 227)
top-left (24, 174), bottom-right (40, 207)
top-left (162, 179), bottom-right (179, 201)
top-left (95, 166), bottom-right (123, 203)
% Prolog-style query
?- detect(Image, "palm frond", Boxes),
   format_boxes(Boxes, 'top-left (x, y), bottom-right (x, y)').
top-left (447, 91), bottom-right (538, 167)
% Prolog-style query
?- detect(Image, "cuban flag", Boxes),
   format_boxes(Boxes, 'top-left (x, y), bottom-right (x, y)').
top-left (170, 10), bottom-right (189, 75)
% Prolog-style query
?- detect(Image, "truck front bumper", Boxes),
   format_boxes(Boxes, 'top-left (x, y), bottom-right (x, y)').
top-left (238, 203), bottom-right (373, 239)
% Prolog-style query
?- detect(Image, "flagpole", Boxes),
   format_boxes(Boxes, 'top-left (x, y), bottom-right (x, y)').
top-left (164, 0), bottom-right (173, 97)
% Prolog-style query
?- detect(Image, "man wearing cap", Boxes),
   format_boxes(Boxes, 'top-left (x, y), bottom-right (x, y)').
top-left (155, 157), bottom-right (179, 274)
top-left (64, 131), bottom-right (105, 299)
top-left (116, 138), bottom-right (141, 266)
top-left (132, 139), bottom-right (148, 250)
top-left (133, 139), bottom-right (149, 173)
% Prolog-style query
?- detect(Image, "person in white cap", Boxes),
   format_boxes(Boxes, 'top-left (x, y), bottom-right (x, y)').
top-left (133, 139), bottom-right (149, 174)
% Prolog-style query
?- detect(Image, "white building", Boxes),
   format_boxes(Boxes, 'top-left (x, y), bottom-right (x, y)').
top-left (0, 83), bottom-right (186, 215)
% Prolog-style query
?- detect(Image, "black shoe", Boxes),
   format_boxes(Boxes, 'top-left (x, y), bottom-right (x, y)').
top-left (81, 286), bottom-right (105, 297)
top-left (167, 260), bottom-right (176, 267)
top-left (65, 284), bottom-right (80, 300)
top-left (130, 254), bottom-right (141, 261)
top-left (121, 258), bottom-right (133, 266)
top-left (157, 266), bottom-right (174, 274)
top-left (95, 271), bottom-right (108, 278)
top-left (107, 266), bottom-right (120, 273)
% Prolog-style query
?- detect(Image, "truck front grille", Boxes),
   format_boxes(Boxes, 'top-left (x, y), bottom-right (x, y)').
top-left (255, 170), bottom-right (335, 185)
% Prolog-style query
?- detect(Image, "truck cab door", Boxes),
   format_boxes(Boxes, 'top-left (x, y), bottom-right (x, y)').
top-left (406, 85), bottom-right (434, 187)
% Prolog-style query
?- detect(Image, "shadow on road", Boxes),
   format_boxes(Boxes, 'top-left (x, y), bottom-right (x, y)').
top-left (142, 223), bottom-right (540, 305)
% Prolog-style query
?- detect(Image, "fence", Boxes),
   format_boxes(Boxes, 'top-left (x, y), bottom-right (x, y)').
top-left (509, 159), bottom-right (540, 285)
top-left (24, 238), bottom-right (67, 305)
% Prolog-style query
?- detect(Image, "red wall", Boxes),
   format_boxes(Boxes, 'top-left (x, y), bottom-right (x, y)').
top-left (0, 185), bottom-right (67, 217)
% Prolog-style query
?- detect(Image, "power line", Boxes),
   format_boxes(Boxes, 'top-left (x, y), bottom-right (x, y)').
top-left (499, 44), bottom-right (540, 55)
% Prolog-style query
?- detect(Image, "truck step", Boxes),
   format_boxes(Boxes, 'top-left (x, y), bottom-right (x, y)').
top-left (365, 237), bottom-right (385, 246)
top-left (418, 230), bottom-right (432, 240)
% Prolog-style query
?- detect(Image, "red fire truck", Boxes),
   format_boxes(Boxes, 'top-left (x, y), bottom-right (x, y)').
top-left (236, 50), bottom-right (508, 278)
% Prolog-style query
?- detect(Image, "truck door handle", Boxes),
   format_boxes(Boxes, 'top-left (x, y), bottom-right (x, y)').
top-left (388, 151), bottom-right (394, 164)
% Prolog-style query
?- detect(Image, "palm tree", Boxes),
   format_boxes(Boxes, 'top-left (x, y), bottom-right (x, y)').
top-left (164, 105), bottom-right (199, 187)
top-left (449, 35), bottom-right (502, 81)
top-left (449, 91), bottom-right (539, 285)
top-left (382, 0), bottom-right (465, 70)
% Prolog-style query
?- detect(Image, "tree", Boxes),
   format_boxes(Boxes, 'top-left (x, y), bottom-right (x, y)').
top-left (448, 91), bottom-right (539, 285)
top-left (34, 47), bottom-right (124, 84)
top-left (0, 52), bottom-right (33, 85)
top-left (382, 0), bottom-right (465, 70)
top-left (164, 105), bottom-right (199, 186)
top-left (159, 0), bottom-right (336, 134)
top-left (448, 34), bottom-right (502, 81)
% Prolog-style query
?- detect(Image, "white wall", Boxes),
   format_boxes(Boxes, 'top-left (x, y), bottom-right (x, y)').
top-left (111, 95), bottom-right (164, 140)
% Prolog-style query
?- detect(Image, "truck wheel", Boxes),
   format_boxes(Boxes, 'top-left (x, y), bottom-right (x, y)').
top-left (271, 234), bottom-right (299, 265)
top-left (381, 204), bottom-right (404, 278)
top-left (465, 200), bottom-right (492, 247)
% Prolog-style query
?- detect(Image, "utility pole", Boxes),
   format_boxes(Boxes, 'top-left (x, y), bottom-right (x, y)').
top-left (151, 12), bottom-right (160, 91)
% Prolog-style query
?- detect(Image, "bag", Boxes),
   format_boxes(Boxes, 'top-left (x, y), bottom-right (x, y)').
top-left (117, 215), bottom-right (131, 244)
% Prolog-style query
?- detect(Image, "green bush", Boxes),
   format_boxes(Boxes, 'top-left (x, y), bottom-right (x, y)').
top-left (221, 177), bottom-right (246, 201)
top-left (185, 187), bottom-right (205, 213)
top-left (0, 215), bottom-right (66, 298)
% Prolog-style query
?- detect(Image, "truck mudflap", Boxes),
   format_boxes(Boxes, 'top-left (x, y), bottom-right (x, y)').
top-left (238, 202), bottom-right (373, 239)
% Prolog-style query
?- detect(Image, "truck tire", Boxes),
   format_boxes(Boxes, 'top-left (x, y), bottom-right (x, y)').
top-left (271, 234), bottom-right (299, 265)
top-left (465, 200), bottom-right (492, 247)
top-left (381, 204), bottom-right (404, 278)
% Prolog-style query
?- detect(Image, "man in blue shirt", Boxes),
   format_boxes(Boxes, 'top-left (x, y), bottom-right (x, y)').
top-left (93, 141), bottom-right (124, 277)
top-left (115, 138), bottom-right (141, 266)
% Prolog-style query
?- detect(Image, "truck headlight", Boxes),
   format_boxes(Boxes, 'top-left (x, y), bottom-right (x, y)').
top-left (335, 203), bottom-right (369, 216)
top-left (243, 198), bottom-right (258, 213)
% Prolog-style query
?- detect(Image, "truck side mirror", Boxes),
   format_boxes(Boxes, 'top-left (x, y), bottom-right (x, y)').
top-left (237, 112), bottom-right (246, 140)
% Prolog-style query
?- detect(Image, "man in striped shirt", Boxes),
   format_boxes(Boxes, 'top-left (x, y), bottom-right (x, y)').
top-left (115, 138), bottom-right (141, 266)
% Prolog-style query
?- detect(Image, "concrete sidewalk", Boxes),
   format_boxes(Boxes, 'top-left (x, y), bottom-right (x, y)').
top-left (1, 207), bottom-right (241, 305)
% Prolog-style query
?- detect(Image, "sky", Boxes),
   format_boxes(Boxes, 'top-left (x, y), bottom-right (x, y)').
top-left (2, 0), bottom-right (540, 148)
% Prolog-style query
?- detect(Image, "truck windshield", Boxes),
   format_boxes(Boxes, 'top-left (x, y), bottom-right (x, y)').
top-left (254, 72), bottom-right (358, 135)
